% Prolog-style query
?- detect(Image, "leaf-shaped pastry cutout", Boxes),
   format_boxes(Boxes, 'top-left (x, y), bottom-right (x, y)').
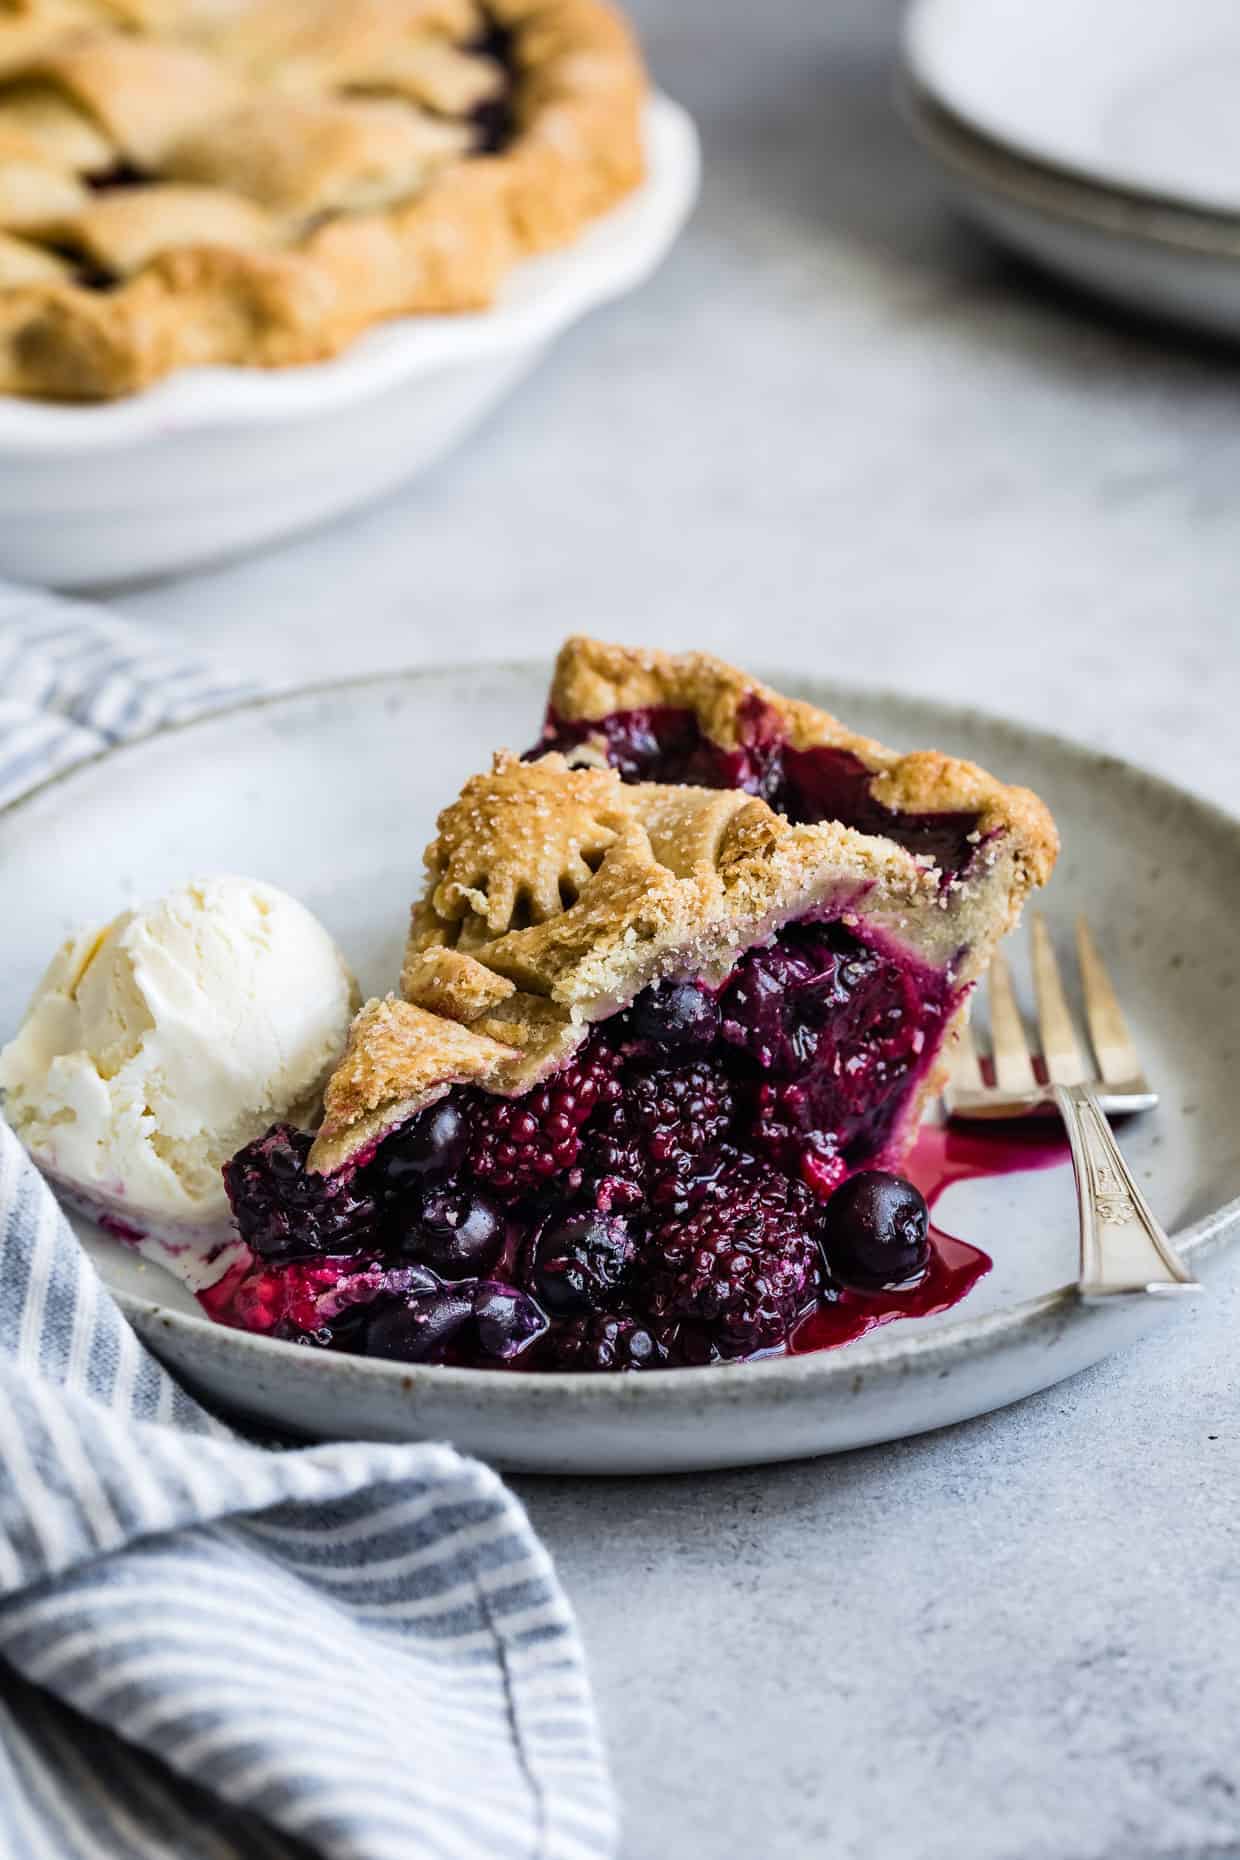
top-left (426, 751), bottom-right (633, 934)
top-left (478, 826), bottom-right (712, 1002)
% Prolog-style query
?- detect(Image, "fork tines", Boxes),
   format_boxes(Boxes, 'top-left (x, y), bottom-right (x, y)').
top-left (947, 914), bottom-right (1157, 1118)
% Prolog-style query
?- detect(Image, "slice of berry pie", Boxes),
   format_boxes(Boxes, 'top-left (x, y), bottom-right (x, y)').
top-left (213, 650), bottom-right (1056, 1373)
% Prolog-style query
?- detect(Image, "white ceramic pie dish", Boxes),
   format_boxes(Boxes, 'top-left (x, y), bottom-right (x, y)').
top-left (0, 94), bottom-right (698, 591)
top-left (2, 663), bottom-right (1238, 1474)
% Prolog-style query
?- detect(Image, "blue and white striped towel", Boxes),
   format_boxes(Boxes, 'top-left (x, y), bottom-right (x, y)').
top-left (0, 589), bottom-right (616, 1860)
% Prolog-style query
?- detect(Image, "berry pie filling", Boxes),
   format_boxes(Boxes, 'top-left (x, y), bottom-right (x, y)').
top-left (212, 913), bottom-right (966, 1371)
top-left (537, 699), bottom-right (989, 883)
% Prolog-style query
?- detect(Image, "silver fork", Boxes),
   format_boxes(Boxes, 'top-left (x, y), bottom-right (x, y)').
top-left (944, 915), bottom-right (1200, 1302)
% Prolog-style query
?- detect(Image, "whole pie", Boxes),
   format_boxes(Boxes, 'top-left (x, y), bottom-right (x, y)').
top-left (0, 0), bottom-right (646, 399)
top-left (211, 640), bottom-right (1059, 1372)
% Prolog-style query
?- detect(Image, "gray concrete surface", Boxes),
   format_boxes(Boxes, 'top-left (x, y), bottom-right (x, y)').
top-left (109, 1), bottom-right (1240, 1853)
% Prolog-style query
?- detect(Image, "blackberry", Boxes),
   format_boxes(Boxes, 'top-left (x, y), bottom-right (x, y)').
top-left (626, 1058), bottom-right (736, 1204)
top-left (223, 1124), bottom-right (379, 1260)
top-left (548, 1312), bottom-right (671, 1372)
top-left (466, 1041), bottom-right (621, 1197)
top-left (645, 1160), bottom-right (822, 1357)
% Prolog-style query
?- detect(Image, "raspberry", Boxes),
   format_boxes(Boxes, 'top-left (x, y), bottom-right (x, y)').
top-left (223, 1124), bottom-right (379, 1259)
top-left (201, 1253), bottom-right (435, 1336)
top-left (465, 1041), bottom-right (621, 1198)
top-left (644, 1161), bottom-right (822, 1357)
top-left (548, 1312), bottom-right (672, 1372)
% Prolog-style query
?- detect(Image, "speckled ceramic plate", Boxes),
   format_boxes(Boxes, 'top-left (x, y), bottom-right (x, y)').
top-left (2, 666), bottom-right (1237, 1473)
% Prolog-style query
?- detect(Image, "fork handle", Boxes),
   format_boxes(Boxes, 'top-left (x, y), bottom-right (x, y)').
top-left (1054, 1082), bottom-right (1200, 1300)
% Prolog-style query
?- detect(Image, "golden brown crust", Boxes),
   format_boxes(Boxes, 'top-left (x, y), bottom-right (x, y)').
top-left (0, 225), bottom-right (71, 281)
top-left (309, 754), bottom-right (1009, 1172)
top-left (309, 648), bottom-right (1060, 1174)
top-left (312, 993), bottom-right (516, 1173)
top-left (0, 124), bottom-right (89, 227)
top-left (549, 636), bottom-right (1060, 892)
top-left (33, 33), bottom-right (248, 167)
top-left (426, 749), bottom-right (629, 932)
top-left (0, 0), bottom-right (647, 399)
top-left (166, 95), bottom-right (472, 218)
top-left (45, 182), bottom-right (277, 275)
top-left (401, 943), bottom-right (517, 1020)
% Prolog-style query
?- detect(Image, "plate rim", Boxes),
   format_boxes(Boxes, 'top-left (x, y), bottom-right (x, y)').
top-left (4, 661), bottom-right (1239, 1405)
top-left (902, 0), bottom-right (1240, 225)
top-left (898, 72), bottom-right (1240, 260)
top-left (0, 94), bottom-right (699, 454)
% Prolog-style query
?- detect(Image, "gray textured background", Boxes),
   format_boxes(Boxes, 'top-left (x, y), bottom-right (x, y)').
top-left (111, 1), bottom-right (1240, 1854)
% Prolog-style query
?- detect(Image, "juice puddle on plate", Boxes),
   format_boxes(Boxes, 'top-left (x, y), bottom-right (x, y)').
top-left (791, 1121), bottom-right (1070, 1353)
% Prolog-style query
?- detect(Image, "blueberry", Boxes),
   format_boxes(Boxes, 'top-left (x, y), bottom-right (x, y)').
top-left (392, 1263), bottom-right (442, 1299)
top-left (380, 1100), bottom-right (468, 1189)
top-left (629, 982), bottom-right (721, 1053)
top-left (532, 1212), bottom-right (636, 1315)
top-left (474, 1283), bottom-right (548, 1360)
top-left (820, 1171), bottom-right (930, 1290)
top-left (393, 1185), bottom-right (504, 1279)
top-left (364, 1286), bottom-right (475, 1362)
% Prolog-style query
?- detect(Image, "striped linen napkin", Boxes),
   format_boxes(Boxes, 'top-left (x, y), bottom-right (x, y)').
top-left (0, 587), bottom-right (616, 1860)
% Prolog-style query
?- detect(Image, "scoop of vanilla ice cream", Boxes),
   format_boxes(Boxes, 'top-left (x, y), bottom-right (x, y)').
top-left (0, 876), bottom-right (357, 1238)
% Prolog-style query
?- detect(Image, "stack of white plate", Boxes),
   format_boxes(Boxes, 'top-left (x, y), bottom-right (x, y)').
top-left (901, 0), bottom-right (1240, 337)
